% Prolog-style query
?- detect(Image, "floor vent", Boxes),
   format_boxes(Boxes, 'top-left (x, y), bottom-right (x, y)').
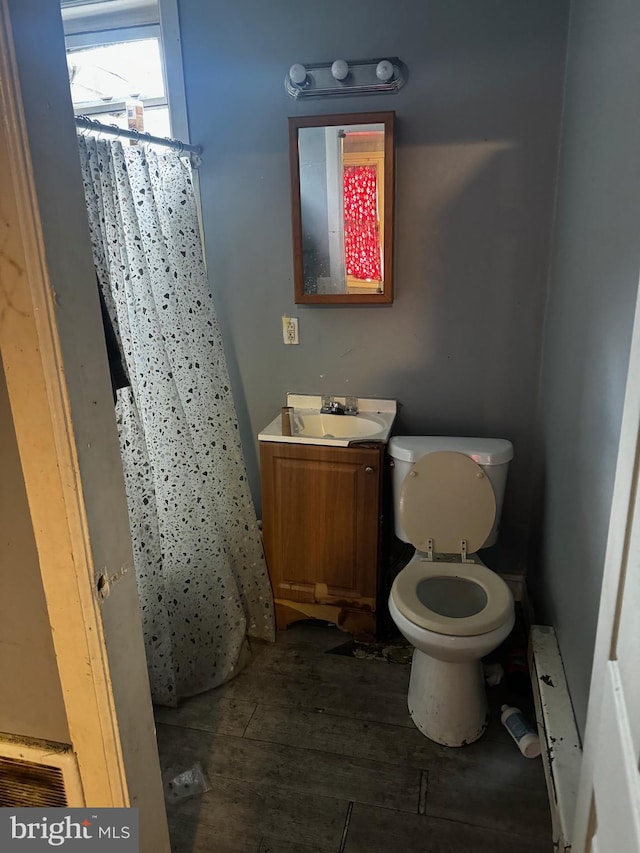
top-left (0, 736), bottom-right (84, 807)
top-left (0, 756), bottom-right (67, 807)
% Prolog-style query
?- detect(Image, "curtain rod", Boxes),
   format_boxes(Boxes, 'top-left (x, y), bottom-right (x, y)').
top-left (75, 115), bottom-right (203, 162)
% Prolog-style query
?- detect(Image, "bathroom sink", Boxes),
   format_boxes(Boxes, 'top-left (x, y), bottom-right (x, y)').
top-left (258, 394), bottom-right (397, 448)
top-left (294, 413), bottom-right (385, 439)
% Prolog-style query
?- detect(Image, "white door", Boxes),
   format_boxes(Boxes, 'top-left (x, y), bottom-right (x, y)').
top-left (0, 2), bottom-right (169, 850)
top-left (572, 280), bottom-right (640, 851)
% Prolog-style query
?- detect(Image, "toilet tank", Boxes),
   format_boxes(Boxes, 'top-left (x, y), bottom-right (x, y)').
top-left (388, 436), bottom-right (513, 549)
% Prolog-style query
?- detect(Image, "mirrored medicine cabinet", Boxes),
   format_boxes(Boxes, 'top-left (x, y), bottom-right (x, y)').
top-left (289, 111), bottom-right (395, 305)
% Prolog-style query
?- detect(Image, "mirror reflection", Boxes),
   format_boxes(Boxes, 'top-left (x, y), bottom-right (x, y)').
top-left (289, 112), bottom-right (395, 304)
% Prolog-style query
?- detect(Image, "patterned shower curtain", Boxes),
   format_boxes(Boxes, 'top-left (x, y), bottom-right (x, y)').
top-left (77, 136), bottom-right (274, 706)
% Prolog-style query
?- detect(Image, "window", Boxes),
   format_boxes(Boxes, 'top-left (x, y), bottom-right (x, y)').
top-left (65, 19), bottom-right (171, 138)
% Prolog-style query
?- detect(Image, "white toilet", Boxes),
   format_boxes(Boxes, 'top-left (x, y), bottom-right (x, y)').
top-left (388, 436), bottom-right (515, 747)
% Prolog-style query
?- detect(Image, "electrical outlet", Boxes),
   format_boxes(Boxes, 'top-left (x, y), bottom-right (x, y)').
top-left (282, 316), bottom-right (299, 345)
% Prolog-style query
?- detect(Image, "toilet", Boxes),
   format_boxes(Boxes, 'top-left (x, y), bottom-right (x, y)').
top-left (388, 436), bottom-right (515, 747)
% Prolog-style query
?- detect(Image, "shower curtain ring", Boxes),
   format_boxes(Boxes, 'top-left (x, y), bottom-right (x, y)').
top-left (166, 137), bottom-right (184, 155)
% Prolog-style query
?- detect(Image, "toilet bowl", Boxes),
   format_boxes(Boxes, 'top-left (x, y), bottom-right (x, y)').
top-left (387, 438), bottom-right (515, 747)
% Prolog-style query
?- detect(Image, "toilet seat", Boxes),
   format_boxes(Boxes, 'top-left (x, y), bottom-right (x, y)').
top-left (391, 559), bottom-right (513, 637)
top-left (399, 451), bottom-right (496, 554)
top-left (393, 449), bottom-right (512, 637)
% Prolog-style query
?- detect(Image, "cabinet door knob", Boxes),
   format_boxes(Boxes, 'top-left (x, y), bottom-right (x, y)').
top-left (365, 466), bottom-right (375, 474)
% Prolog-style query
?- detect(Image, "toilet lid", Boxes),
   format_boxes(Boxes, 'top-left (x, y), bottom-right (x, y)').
top-left (390, 559), bottom-right (513, 636)
top-left (399, 451), bottom-right (496, 554)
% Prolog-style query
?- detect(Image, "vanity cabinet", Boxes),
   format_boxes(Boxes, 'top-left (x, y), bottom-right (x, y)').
top-left (260, 440), bottom-right (384, 638)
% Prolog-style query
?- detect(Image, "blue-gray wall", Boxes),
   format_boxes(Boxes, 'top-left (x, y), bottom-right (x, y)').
top-left (178, 0), bottom-right (569, 559)
top-left (534, 0), bottom-right (640, 734)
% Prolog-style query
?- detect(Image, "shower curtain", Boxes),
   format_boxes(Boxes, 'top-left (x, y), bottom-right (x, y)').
top-left (78, 136), bottom-right (274, 706)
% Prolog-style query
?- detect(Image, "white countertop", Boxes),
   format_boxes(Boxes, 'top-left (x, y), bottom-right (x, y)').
top-left (258, 395), bottom-right (397, 448)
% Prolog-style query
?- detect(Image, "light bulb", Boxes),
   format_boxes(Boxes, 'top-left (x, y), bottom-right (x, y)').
top-left (376, 60), bottom-right (394, 82)
top-left (331, 59), bottom-right (349, 81)
top-left (289, 63), bottom-right (307, 86)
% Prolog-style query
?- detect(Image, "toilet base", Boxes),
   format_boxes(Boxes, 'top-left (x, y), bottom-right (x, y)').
top-left (407, 649), bottom-right (488, 746)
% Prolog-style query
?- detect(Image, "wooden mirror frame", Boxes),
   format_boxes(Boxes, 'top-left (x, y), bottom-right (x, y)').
top-left (289, 111), bottom-right (395, 305)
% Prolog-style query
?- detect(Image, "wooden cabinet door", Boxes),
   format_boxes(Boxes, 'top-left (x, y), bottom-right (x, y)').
top-left (260, 442), bottom-right (382, 608)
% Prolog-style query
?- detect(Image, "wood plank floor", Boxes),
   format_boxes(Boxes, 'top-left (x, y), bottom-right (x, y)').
top-left (155, 622), bottom-right (552, 852)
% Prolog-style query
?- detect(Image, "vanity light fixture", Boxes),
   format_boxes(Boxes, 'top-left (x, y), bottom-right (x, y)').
top-left (285, 57), bottom-right (407, 99)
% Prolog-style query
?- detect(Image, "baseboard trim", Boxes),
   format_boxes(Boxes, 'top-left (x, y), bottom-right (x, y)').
top-left (529, 625), bottom-right (582, 853)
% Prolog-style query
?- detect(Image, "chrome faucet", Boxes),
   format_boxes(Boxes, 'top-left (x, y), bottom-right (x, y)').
top-left (321, 400), bottom-right (346, 415)
top-left (320, 396), bottom-right (359, 415)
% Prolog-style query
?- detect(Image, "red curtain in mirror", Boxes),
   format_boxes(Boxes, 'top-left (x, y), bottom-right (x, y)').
top-left (343, 165), bottom-right (381, 282)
